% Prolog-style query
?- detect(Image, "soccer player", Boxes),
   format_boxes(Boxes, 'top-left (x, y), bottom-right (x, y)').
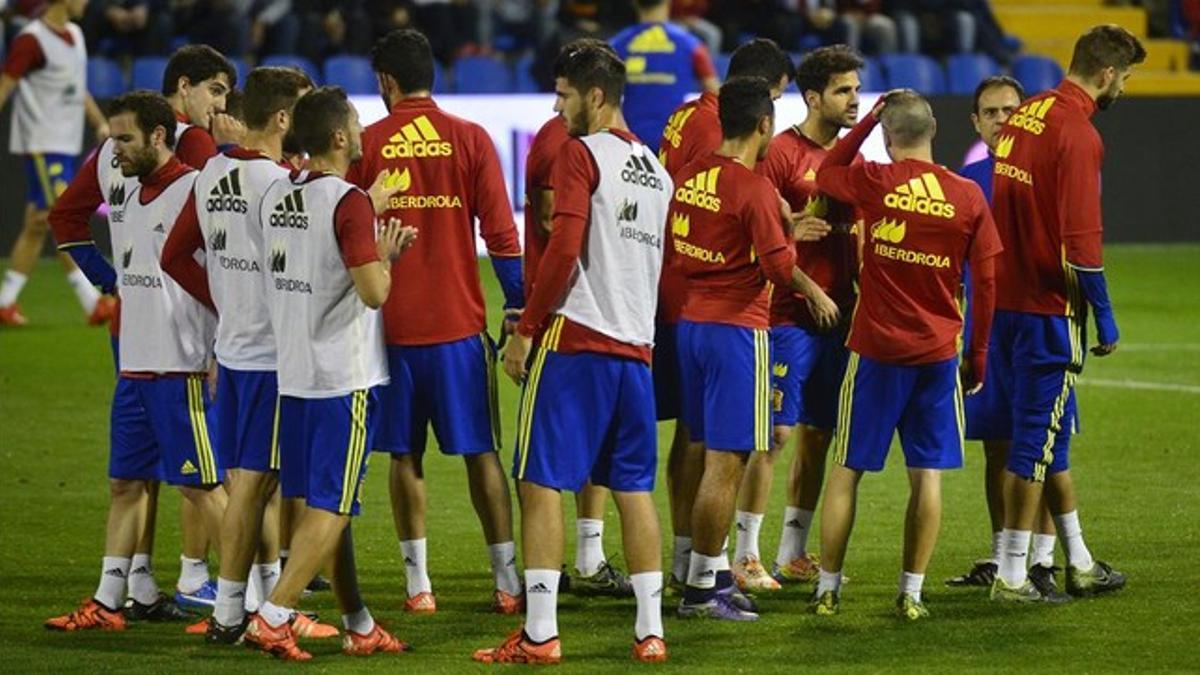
top-left (673, 76), bottom-right (839, 621)
top-left (987, 25), bottom-right (1141, 602)
top-left (475, 42), bottom-right (672, 665)
top-left (812, 90), bottom-right (1002, 620)
top-left (44, 91), bottom-right (227, 631)
top-left (348, 28), bottom-right (524, 614)
top-left (610, 0), bottom-right (718, 146)
top-left (244, 86), bottom-right (415, 661)
top-left (0, 0), bottom-right (113, 326)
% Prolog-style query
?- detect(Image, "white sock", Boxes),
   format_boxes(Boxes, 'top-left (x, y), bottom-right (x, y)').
top-left (990, 530), bottom-right (1004, 566)
top-left (178, 556), bottom-right (209, 594)
top-left (899, 571), bottom-right (925, 601)
top-left (257, 559), bottom-right (281, 600)
top-left (999, 529), bottom-right (1032, 586)
top-left (776, 506), bottom-right (814, 566)
top-left (214, 577), bottom-right (247, 627)
top-left (1052, 511), bottom-right (1094, 571)
top-left (574, 519), bottom-right (606, 577)
top-left (244, 566), bottom-right (262, 613)
top-left (489, 541), bottom-right (522, 596)
top-left (734, 511), bottom-right (764, 561)
top-left (258, 600), bottom-right (292, 628)
top-left (686, 552), bottom-right (721, 589)
top-left (66, 267), bottom-right (100, 313)
top-left (279, 548), bottom-right (290, 561)
top-left (127, 553), bottom-right (160, 605)
top-left (1030, 534), bottom-right (1057, 568)
top-left (523, 569), bottom-right (559, 643)
top-left (401, 538), bottom-right (432, 596)
top-left (630, 571), bottom-right (664, 641)
top-left (342, 606), bottom-right (376, 635)
top-left (0, 270), bottom-right (28, 308)
top-left (671, 536), bottom-right (692, 582)
top-left (715, 537), bottom-right (731, 572)
top-left (94, 556), bottom-right (130, 610)
top-left (816, 568), bottom-right (842, 595)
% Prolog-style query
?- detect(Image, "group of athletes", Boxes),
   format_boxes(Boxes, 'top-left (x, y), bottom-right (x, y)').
top-left (2, 0), bottom-right (1144, 665)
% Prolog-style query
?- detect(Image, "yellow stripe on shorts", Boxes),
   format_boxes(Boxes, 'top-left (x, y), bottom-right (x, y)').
top-left (339, 390), bottom-right (368, 514)
top-left (269, 396), bottom-right (281, 471)
top-left (954, 364), bottom-right (966, 462)
top-left (832, 352), bottom-right (861, 465)
top-left (1033, 370), bottom-right (1076, 483)
top-left (187, 376), bottom-right (217, 484)
top-left (32, 154), bottom-right (58, 208)
top-left (515, 317), bottom-right (563, 480)
top-left (753, 329), bottom-right (770, 451)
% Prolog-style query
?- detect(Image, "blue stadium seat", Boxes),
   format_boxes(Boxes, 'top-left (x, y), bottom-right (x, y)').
top-left (1012, 55), bottom-right (1064, 95)
top-left (131, 56), bottom-right (168, 92)
top-left (860, 57), bottom-right (886, 92)
top-left (323, 55), bottom-right (376, 95)
top-left (260, 55), bottom-right (321, 85)
top-left (714, 53), bottom-right (732, 80)
top-left (87, 57), bottom-right (126, 99)
top-left (947, 54), bottom-right (1000, 95)
top-left (514, 54), bottom-right (538, 93)
top-left (879, 54), bottom-right (946, 95)
top-left (229, 58), bottom-right (249, 89)
top-left (432, 63), bottom-right (450, 94)
top-left (454, 55), bottom-right (513, 93)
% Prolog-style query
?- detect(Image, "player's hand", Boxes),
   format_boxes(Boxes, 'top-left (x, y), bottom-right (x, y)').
top-left (368, 170), bottom-right (404, 215)
top-left (791, 214), bottom-right (832, 242)
top-left (502, 331), bottom-right (532, 385)
top-left (206, 359), bottom-right (219, 400)
top-left (500, 308), bottom-right (522, 346)
top-left (1091, 342), bottom-right (1118, 357)
top-left (806, 289), bottom-right (841, 330)
top-left (377, 218), bottom-right (418, 262)
top-left (211, 113), bottom-right (245, 146)
top-left (960, 359), bottom-right (984, 396)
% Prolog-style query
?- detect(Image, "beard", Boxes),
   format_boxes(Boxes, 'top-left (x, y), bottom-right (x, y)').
top-left (1096, 81), bottom-right (1122, 110)
top-left (566, 107), bottom-right (590, 137)
top-left (120, 146), bottom-right (159, 178)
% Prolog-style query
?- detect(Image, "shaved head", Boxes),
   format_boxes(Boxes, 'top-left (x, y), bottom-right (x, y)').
top-left (880, 89), bottom-right (935, 148)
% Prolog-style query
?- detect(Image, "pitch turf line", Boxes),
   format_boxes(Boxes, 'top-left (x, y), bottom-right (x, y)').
top-left (1077, 377), bottom-right (1200, 394)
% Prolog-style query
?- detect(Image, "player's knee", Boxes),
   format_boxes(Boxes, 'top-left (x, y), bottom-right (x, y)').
top-left (772, 426), bottom-right (793, 452)
top-left (108, 478), bottom-right (149, 503)
top-left (22, 212), bottom-right (50, 238)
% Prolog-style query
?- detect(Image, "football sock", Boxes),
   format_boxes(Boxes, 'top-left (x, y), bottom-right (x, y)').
top-left (684, 551), bottom-right (722, 603)
top-left (1030, 534), bottom-right (1057, 568)
top-left (400, 538), bottom-right (432, 596)
top-left (489, 541), bottom-right (522, 596)
top-left (66, 268), bottom-right (99, 313)
top-left (631, 572), bottom-right (664, 640)
top-left (990, 530), bottom-right (1004, 566)
top-left (178, 555), bottom-right (209, 594)
top-left (776, 506), bottom-right (814, 567)
top-left (257, 559), bottom-right (281, 601)
top-left (214, 578), bottom-right (247, 627)
top-left (342, 606), bottom-right (376, 635)
top-left (899, 571), bottom-right (925, 602)
top-left (128, 553), bottom-right (160, 605)
top-left (258, 600), bottom-right (292, 629)
top-left (244, 566), bottom-right (262, 613)
top-left (1052, 511), bottom-right (1094, 571)
top-left (999, 529), bottom-right (1032, 586)
top-left (816, 568), bottom-right (842, 595)
top-left (671, 536), bottom-right (692, 582)
top-left (574, 518), bottom-right (606, 577)
top-left (523, 569), bottom-right (559, 643)
top-left (734, 510), bottom-right (763, 561)
top-left (0, 270), bottom-right (27, 308)
top-left (94, 556), bottom-right (130, 611)
top-left (715, 537), bottom-right (731, 572)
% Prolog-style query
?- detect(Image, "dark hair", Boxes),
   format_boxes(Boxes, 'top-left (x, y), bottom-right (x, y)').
top-left (795, 45), bottom-right (864, 97)
top-left (554, 38), bottom-right (618, 78)
top-left (728, 38), bottom-right (795, 87)
top-left (243, 66), bottom-right (314, 130)
top-left (557, 43), bottom-right (625, 106)
top-left (972, 75), bottom-right (1024, 113)
top-left (718, 76), bottom-right (774, 140)
top-left (291, 86), bottom-right (352, 156)
top-left (162, 45), bottom-right (237, 95)
top-left (371, 29), bottom-right (434, 94)
top-left (1068, 24), bottom-right (1147, 78)
top-left (880, 89), bottom-right (935, 146)
top-left (108, 90), bottom-right (178, 148)
top-left (223, 90), bottom-right (243, 122)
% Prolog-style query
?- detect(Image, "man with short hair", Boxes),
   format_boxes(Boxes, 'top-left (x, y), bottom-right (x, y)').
top-left (987, 24), bottom-right (1142, 603)
top-left (814, 89), bottom-right (1003, 620)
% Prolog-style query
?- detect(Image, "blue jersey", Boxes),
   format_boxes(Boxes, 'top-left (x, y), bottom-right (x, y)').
top-left (960, 154), bottom-right (994, 346)
top-left (610, 21), bottom-right (712, 147)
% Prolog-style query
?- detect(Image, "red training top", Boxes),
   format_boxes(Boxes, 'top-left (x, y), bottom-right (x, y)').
top-left (523, 115), bottom-right (569, 301)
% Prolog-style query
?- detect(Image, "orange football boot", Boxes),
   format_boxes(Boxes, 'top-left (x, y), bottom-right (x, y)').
top-left (342, 624), bottom-right (410, 656)
top-left (292, 612), bottom-right (339, 639)
top-left (44, 599), bottom-right (126, 631)
top-left (0, 303), bottom-right (28, 327)
top-left (473, 627), bottom-right (562, 665)
top-left (404, 591), bottom-right (437, 614)
top-left (243, 613), bottom-right (311, 661)
top-left (491, 589), bottom-right (525, 615)
top-left (633, 636), bottom-right (668, 663)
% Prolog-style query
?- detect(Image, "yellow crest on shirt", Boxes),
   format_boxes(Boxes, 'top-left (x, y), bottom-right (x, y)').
top-left (671, 212), bottom-right (690, 238)
top-left (383, 168), bottom-right (412, 192)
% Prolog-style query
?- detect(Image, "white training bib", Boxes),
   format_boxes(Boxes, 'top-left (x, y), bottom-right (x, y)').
top-left (8, 20), bottom-right (86, 155)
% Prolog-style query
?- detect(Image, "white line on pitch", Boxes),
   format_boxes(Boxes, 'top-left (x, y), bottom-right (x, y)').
top-left (1117, 344), bottom-right (1200, 352)
top-left (1078, 378), bottom-right (1200, 394)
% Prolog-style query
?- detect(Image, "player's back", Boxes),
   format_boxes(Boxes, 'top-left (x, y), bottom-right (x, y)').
top-left (611, 21), bottom-right (709, 145)
top-left (658, 90), bottom-right (720, 173)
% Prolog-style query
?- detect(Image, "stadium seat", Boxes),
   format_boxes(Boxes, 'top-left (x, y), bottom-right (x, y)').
top-left (432, 63), bottom-right (450, 94)
top-left (880, 54), bottom-right (946, 95)
top-left (514, 54), bottom-right (538, 93)
top-left (1012, 55), bottom-right (1064, 95)
top-left (324, 55), bottom-right (377, 95)
top-left (947, 54), bottom-right (1000, 95)
top-left (454, 55), bottom-right (513, 93)
top-left (229, 58), bottom-right (249, 89)
top-left (260, 55), bottom-right (321, 85)
top-left (86, 57), bottom-right (126, 99)
top-left (714, 53), bottom-right (732, 80)
top-left (131, 56), bottom-right (169, 92)
top-left (860, 57), bottom-right (886, 92)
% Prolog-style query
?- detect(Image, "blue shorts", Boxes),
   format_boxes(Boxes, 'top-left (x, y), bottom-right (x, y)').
top-left (652, 322), bottom-right (681, 421)
top-left (513, 349), bottom-right (658, 493)
top-left (215, 366), bottom-right (280, 473)
top-left (375, 334), bottom-right (499, 456)
top-left (278, 396), bottom-right (307, 500)
top-left (24, 153), bottom-right (76, 209)
top-left (109, 375), bottom-right (221, 486)
top-left (678, 320), bottom-right (772, 453)
top-left (832, 353), bottom-right (964, 473)
top-left (280, 390), bottom-right (377, 516)
top-left (771, 325), bottom-right (849, 430)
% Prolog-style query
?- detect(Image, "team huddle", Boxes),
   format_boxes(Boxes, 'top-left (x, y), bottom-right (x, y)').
top-left (13, 3), bottom-right (1145, 665)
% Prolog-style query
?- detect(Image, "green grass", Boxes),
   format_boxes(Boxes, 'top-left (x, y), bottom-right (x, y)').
top-left (1, 245), bottom-right (1198, 672)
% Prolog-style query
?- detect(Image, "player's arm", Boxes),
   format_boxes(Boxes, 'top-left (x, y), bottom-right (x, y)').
top-left (817, 99), bottom-right (887, 205)
top-left (471, 127), bottom-right (526, 323)
top-left (0, 33), bottom-right (42, 111)
top-left (84, 94), bottom-right (110, 141)
top-left (49, 152), bottom-right (116, 293)
top-left (692, 44), bottom-right (719, 92)
top-left (175, 126), bottom-right (220, 170)
top-left (161, 189), bottom-right (216, 313)
top-left (339, 189), bottom-right (416, 308)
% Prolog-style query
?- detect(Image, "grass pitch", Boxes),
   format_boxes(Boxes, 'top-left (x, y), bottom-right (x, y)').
top-left (1, 245), bottom-right (1198, 672)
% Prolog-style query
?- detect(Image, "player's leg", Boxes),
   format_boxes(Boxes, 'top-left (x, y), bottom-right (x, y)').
top-left (898, 469), bottom-right (941, 619)
top-left (464, 451), bottom-right (522, 610)
top-left (656, 321), bottom-right (699, 592)
top-left (1043, 468), bottom-right (1125, 596)
top-left (732, 446), bottom-right (780, 591)
top-left (570, 482), bottom-right (633, 597)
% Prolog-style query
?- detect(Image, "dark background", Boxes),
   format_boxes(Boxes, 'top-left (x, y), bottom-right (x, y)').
top-left (0, 96), bottom-right (1196, 255)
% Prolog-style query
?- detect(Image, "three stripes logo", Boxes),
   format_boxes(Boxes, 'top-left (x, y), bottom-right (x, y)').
top-left (268, 189), bottom-right (309, 229)
top-left (206, 168), bottom-right (247, 214)
top-left (1007, 96), bottom-right (1056, 135)
top-left (661, 106), bottom-right (696, 151)
top-left (382, 115), bottom-right (453, 159)
top-left (871, 218), bottom-right (907, 244)
top-left (994, 134), bottom-right (1015, 159)
top-left (883, 173), bottom-right (956, 219)
top-left (628, 24), bottom-right (676, 53)
top-left (617, 199), bottom-right (639, 223)
top-left (621, 153), bottom-right (665, 190)
top-left (121, 244), bottom-right (133, 269)
top-left (674, 166), bottom-right (721, 212)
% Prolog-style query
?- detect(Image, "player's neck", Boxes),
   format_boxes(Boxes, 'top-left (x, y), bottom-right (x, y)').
top-left (638, 7), bottom-right (670, 23)
top-left (42, 5), bottom-right (70, 30)
top-left (716, 137), bottom-right (760, 171)
top-left (242, 130), bottom-right (283, 162)
top-left (140, 153), bottom-right (174, 183)
top-left (166, 95), bottom-right (189, 123)
top-left (588, 106), bottom-right (625, 135)
top-left (1065, 74), bottom-right (1103, 102)
top-left (797, 116), bottom-right (841, 149)
top-left (889, 145), bottom-right (933, 164)
top-left (388, 91), bottom-right (433, 108)
top-left (306, 153), bottom-right (348, 178)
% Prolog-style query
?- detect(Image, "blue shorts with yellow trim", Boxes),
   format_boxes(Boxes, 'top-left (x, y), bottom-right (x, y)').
top-left (652, 321), bottom-right (681, 421)
top-left (278, 396), bottom-right (307, 500)
top-left (109, 375), bottom-right (221, 486)
top-left (215, 365), bottom-right (280, 473)
top-left (512, 329), bottom-right (657, 492)
top-left (771, 325), bottom-right (849, 430)
top-left (375, 334), bottom-right (499, 456)
top-left (833, 353), bottom-right (964, 473)
top-left (283, 389), bottom-right (377, 516)
top-left (678, 320), bottom-right (772, 453)
top-left (24, 153), bottom-right (77, 209)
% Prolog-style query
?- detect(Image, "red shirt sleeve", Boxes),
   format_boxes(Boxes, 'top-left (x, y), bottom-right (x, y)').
top-left (3, 34), bottom-right (44, 79)
top-left (160, 190), bottom-right (216, 312)
top-left (817, 114), bottom-right (883, 205)
top-left (49, 150), bottom-right (104, 247)
top-left (471, 125), bottom-right (522, 257)
top-left (334, 189), bottom-right (380, 268)
top-left (1057, 124), bottom-right (1104, 270)
top-left (746, 180), bottom-right (796, 288)
top-left (346, 158), bottom-right (368, 190)
top-left (966, 196), bottom-right (1002, 369)
top-left (175, 127), bottom-right (219, 170)
top-left (691, 44), bottom-right (716, 81)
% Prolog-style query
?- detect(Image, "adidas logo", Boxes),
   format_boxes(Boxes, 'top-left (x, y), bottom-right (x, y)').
top-left (121, 245), bottom-right (133, 269)
top-left (1007, 96), bottom-right (1055, 136)
top-left (404, 556), bottom-right (416, 566)
top-left (994, 134), bottom-right (1015, 159)
top-left (735, 523), bottom-right (747, 531)
top-left (206, 168), bottom-right (248, 213)
top-left (698, 570), bottom-right (715, 579)
top-left (652, 587), bottom-right (663, 598)
top-left (104, 567), bottom-right (127, 579)
top-left (268, 243), bottom-right (287, 274)
top-left (269, 189), bottom-right (309, 229)
top-left (231, 590), bottom-right (245, 599)
top-left (674, 167), bottom-right (721, 212)
top-left (209, 227), bottom-right (227, 252)
top-left (803, 168), bottom-right (817, 182)
top-left (617, 199), bottom-right (639, 223)
top-left (130, 566), bottom-right (151, 575)
top-left (661, 106), bottom-right (696, 151)
top-left (785, 519), bottom-right (803, 529)
top-left (528, 582), bottom-right (552, 594)
top-left (382, 167), bottom-right (412, 192)
top-left (507, 557), bottom-right (517, 567)
top-left (107, 183), bottom-right (126, 206)
top-left (628, 25), bottom-right (677, 53)
top-left (671, 212), bottom-right (690, 237)
top-left (153, 223), bottom-right (165, 234)
top-left (583, 532), bottom-right (602, 539)
top-left (181, 460), bottom-right (198, 475)
top-left (870, 218), bottom-right (906, 244)
top-left (621, 153), bottom-right (665, 190)
top-left (382, 115), bottom-right (453, 159)
top-left (883, 173), bottom-right (956, 219)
